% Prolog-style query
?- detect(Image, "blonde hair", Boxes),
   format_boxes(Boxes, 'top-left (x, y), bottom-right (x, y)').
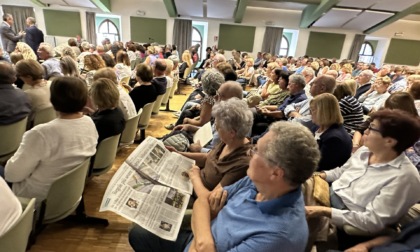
top-left (310, 93), bottom-right (343, 126)
top-left (93, 67), bottom-right (118, 84)
top-left (330, 63), bottom-right (340, 71)
top-left (246, 57), bottom-right (254, 65)
top-left (90, 78), bottom-right (120, 109)
top-left (267, 62), bottom-right (280, 70)
top-left (341, 63), bottom-right (353, 74)
top-left (310, 61), bottom-right (319, 71)
top-left (15, 42), bottom-right (37, 60)
top-left (344, 79), bottom-right (356, 96)
top-left (164, 59), bottom-right (174, 76)
top-left (378, 76), bottom-right (391, 86)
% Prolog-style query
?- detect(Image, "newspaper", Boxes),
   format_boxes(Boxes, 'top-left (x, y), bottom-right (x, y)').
top-left (100, 137), bottom-right (195, 241)
top-left (193, 121), bottom-right (213, 146)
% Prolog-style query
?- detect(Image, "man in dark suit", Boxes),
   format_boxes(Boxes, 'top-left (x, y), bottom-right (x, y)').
top-left (0, 14), bottom-right (24, 53)
top-left (24, 17), bottom-right (44, 54)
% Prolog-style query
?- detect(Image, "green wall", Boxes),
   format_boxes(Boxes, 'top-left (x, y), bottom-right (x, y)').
top-left (43, 10), bottom-right (82, 37)
top-left (283, 32), bottom-right (293, 44)
top-left (130, 17), bottom-right (166, 44)
top-left (385, 38), bottom-right (420, 66)
top-left (95, 16), bottom-right (120, 33)
top-left (218, 24), bottom-right (255, 52)
top-left (306, 31), bottom-right (346, 58)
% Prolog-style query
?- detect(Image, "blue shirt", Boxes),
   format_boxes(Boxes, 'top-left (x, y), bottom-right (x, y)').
top-left (185, 177), bottom-right (309, 252)
top-left (278, 90), bottom-right (307, 112)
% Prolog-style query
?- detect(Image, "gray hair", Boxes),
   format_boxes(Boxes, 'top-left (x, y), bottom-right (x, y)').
top-left (38, 42), bottom-right (54, 57)
top-left (289, 74), bottom-right (306, 89)
top-left (201, 69), bottom-right (225, 96)
top-left (360, 70), bottom-right (373, 79)
top-left (27, 17), bottom-right (36, 25)
top-left (81, 41), bottom-right (90, 50)
top-left (303, 67), bottom-right (315, 77)
top-left (168, 55), bottom-right (179, 64)
top-left (214, 54), bottom-right (226, 63)
top-left (212, 98), bottom-right (253, 139)
top-left (264, 121), bottom-right (320, 186)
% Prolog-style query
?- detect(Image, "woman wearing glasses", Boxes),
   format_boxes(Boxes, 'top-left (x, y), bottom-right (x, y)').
top-left (306, 109), bottom-right (420, 250)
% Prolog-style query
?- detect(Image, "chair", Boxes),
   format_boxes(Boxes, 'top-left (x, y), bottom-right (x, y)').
top-left (91, 134), bottom-right (121, 176)
top-left (151, 93), bottom-right (166, 115)
top-left (0, 117), bottom-right (28, 163)
top-left (120, 109), bottom-right (142, 146)
top-left (160, 86), bottom-right (172, 107)
top-left (0, 197), bottom-right (36, 252)
top-left (41, 159), bottom-right (91, 224)
top-left (138, 102), bottom-right (155, 142)
top-left (33, 106), bottom-right (56, 127)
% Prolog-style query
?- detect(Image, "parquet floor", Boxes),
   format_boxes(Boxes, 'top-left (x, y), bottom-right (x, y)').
top-left (29, 84), bottom-right (193, 252)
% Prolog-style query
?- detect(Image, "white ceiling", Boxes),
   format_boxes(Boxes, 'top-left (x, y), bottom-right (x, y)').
top-left (41, 0), bottom-right (97, 8)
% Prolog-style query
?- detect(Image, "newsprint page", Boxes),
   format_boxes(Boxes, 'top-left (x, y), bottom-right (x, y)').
top-left (100, 137), bottom-right (195, 241)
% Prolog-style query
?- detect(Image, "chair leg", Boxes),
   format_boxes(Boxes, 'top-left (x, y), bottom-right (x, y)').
top-left (140, 129), bottom-right (146, 143)
top-left (65, 196), bottom-right (109, 226)
top-left (160, 99), bottom-right (177, 112)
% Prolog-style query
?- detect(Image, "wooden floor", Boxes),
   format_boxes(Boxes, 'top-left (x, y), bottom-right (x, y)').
top-left (29, 84), bottom-right (193, 252)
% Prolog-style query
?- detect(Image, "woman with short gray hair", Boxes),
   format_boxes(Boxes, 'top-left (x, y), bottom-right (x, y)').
top-left (173, 97), bottom-right (253, 197)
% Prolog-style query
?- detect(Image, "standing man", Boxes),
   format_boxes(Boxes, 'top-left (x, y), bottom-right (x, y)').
top-left (0, 14), bottom-right (25, 53)
top-left (25, 17), bottom-right (44, 54)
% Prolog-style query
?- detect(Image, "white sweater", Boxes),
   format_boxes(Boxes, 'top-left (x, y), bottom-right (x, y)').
top-left (0, 177), bottom-right (22, 236)
top-left (5, 116), bottom-right (98, 202)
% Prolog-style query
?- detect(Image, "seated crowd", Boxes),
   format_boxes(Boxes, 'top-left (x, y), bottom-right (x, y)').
top-left (1, 34), bottom-right (420, 252)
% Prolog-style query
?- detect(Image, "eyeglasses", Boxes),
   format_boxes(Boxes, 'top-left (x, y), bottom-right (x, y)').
top-left (248, 146), bottom-right (278, 165)
top-left (367, 124), bottom-right (381, 134)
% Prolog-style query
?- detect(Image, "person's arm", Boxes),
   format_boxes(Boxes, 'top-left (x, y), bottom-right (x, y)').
top-left (344, 236), bottom-right (394, 252)
top-left (144, 56), bottom-right (150, 65)
top-left (283, 100), bottom-right (302, 118)
top-left (244, 67), bottom-right (254, 78)
top-left (5, 130), bottom-right (46, 182)
top-left (2, 28), bottom-right (23, 42)
top-left (178, 152), bottom-right (208, 167)
top-left (189, 166), bottom-right (223, 198)
top-left (173, 124), bottom-right (200, 133)
top-left (260, 82), bottom-right (270, 99)
top-left (184, 102), bottom-right (212, 127)
top-left (190, 196), bottom-right (216, 252)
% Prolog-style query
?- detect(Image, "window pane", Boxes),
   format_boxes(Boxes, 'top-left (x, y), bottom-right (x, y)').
top-left (192, 29), bottom-right (201, 41)
top-left (99, 23), bottom-right (108, 33)
top-left (359, 44), bottom-right (366, 54)
top-left (364, 44), bottom-right (373, 56)
top-left (279, 49), bottom-right (288, 57)
top-left (108, 22), bottom-right (118, 34)
top-left (281, 37), bottom-right (288, 49)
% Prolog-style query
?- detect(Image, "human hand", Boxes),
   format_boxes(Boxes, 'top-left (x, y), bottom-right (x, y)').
top-left (189, 141), bottom-right (202, 152)
top-left (209, 188), bottom-right (227, 219)
top-left (165, 145), bottom-right (178, 152)
top-left (188, 165), bottom-right (201, 181)
top-left (313, 172), bottom-right (327, 180)
top-left (174, 124), bottom-right (189, 131)
top-left (122, 83), bottom-right (132, 91)
top-left (305, 206), bottom-right (331, 219)
top-left (344, 244), bottom-right (369, 252)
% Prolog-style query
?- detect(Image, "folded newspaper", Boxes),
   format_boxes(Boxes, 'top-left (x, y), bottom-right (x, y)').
top-left (100, 137), bottom-right (195, 241)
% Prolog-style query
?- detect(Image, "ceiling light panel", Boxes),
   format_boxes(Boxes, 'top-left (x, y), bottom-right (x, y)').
top-left (175, 0), bottom-right (204, 17)
top-left (370, 0), bottom-right (420, 12)
top-left (342, 10), bottom-right (393, 30)
top-left (66, 0), bottom-right (96, 8)
top-left (313, 8), bottom-right (361, 28)
top-left (207, 0), bottom-right (237, 19)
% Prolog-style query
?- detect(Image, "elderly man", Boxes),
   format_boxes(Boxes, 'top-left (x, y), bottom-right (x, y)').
top-left (152, 59), bottom-right (168, 95)
top-left (302, 67), bottom-right (316, 98)
top-left (355, 70), bottom-right (374, 99)
top-left (0, 14), bottom-right (24, 53)
top-left (0, 62), bottom-right (31, 125)
top-left (129, 121), bottom-right (320, 252)
top-left (24, 17), bottom-right (44, 54)
top-left (284, 75), bottom-right (336, 129)
top-left (37, 42), bottom-right (62, 80)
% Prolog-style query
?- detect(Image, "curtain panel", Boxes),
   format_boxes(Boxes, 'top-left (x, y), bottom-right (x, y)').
top-left (172, 19), bottom-right (192, 57)
top-left (261, 27), bottom-right (283, 55)
top-left (348, 34), bottom-right (366, 62)
top-left (2, 5), bottom-right (35, 35)
top-left (86, 12), bottom-right (97, 46)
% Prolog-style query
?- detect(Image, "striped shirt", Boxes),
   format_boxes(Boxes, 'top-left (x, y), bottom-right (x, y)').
top-left (339, 96), bottom-right (364, 134)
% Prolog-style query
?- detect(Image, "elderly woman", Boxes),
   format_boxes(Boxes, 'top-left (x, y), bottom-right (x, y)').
top-left (14, 42), bottom-right (37, 60)
top-left (130, 121), bottom-right (320, 252)
top-left (93, 68), bottom-right (137, 120)
top-left (128, 63), bottom-right (158, 112)
top-left (83, 54), bottom-right (106, 87)
top-left (143, 46), bottom-right (158, 66)
top-left (180, 69), bottom-right (225, 127)
top-left (358, 76), bottom-right (391, 114)
top-left (172, 98), bottom-right (253, 197)
top-left (90, 78), bottom-right (125, 143)
top-left (37, 42), bottom-right (62, 80)
top-left (15, 59), bottom-right (52, 123)
top-left (310, 93), bottom-right (352, 171)
top-left (114, 51), bottom-right (131, 82)
top-left (60, 56), bottom-right (80, 77)
top-left (3, 77), bottom-right (98, 203)
top-left (306, 109), bottom-right (420, 250)
top-left (60, 46), bottom-right (77, 61)
top-left (336, 63), bottom-right (352, 83)
top-left (333, 81), bottom-right (364, 135)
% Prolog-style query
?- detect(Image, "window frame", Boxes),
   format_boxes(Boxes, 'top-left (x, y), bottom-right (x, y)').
top-left (97, 19), bottom-right (120, 43)
top-left (278, 35), bottom-right (289, 57)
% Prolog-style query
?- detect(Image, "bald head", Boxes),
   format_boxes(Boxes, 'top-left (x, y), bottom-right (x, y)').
top-left (318, 75), bottom-right (336, 93)
top-left (217, 81), bottom-right (243, 101)
top-left (154, 59), bottom-right (167, 76)
top-left (0, 62), bottom-right (17, 84)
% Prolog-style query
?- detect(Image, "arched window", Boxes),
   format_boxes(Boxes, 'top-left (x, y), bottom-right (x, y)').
top-left (191, 27), bottom-right (202, 59)
top-left (97, 19), bottom-right (120, 44)
top-left (359, 42), bottom-right (374, 63)
top-left (278, 35), bottom-right (289, 57)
